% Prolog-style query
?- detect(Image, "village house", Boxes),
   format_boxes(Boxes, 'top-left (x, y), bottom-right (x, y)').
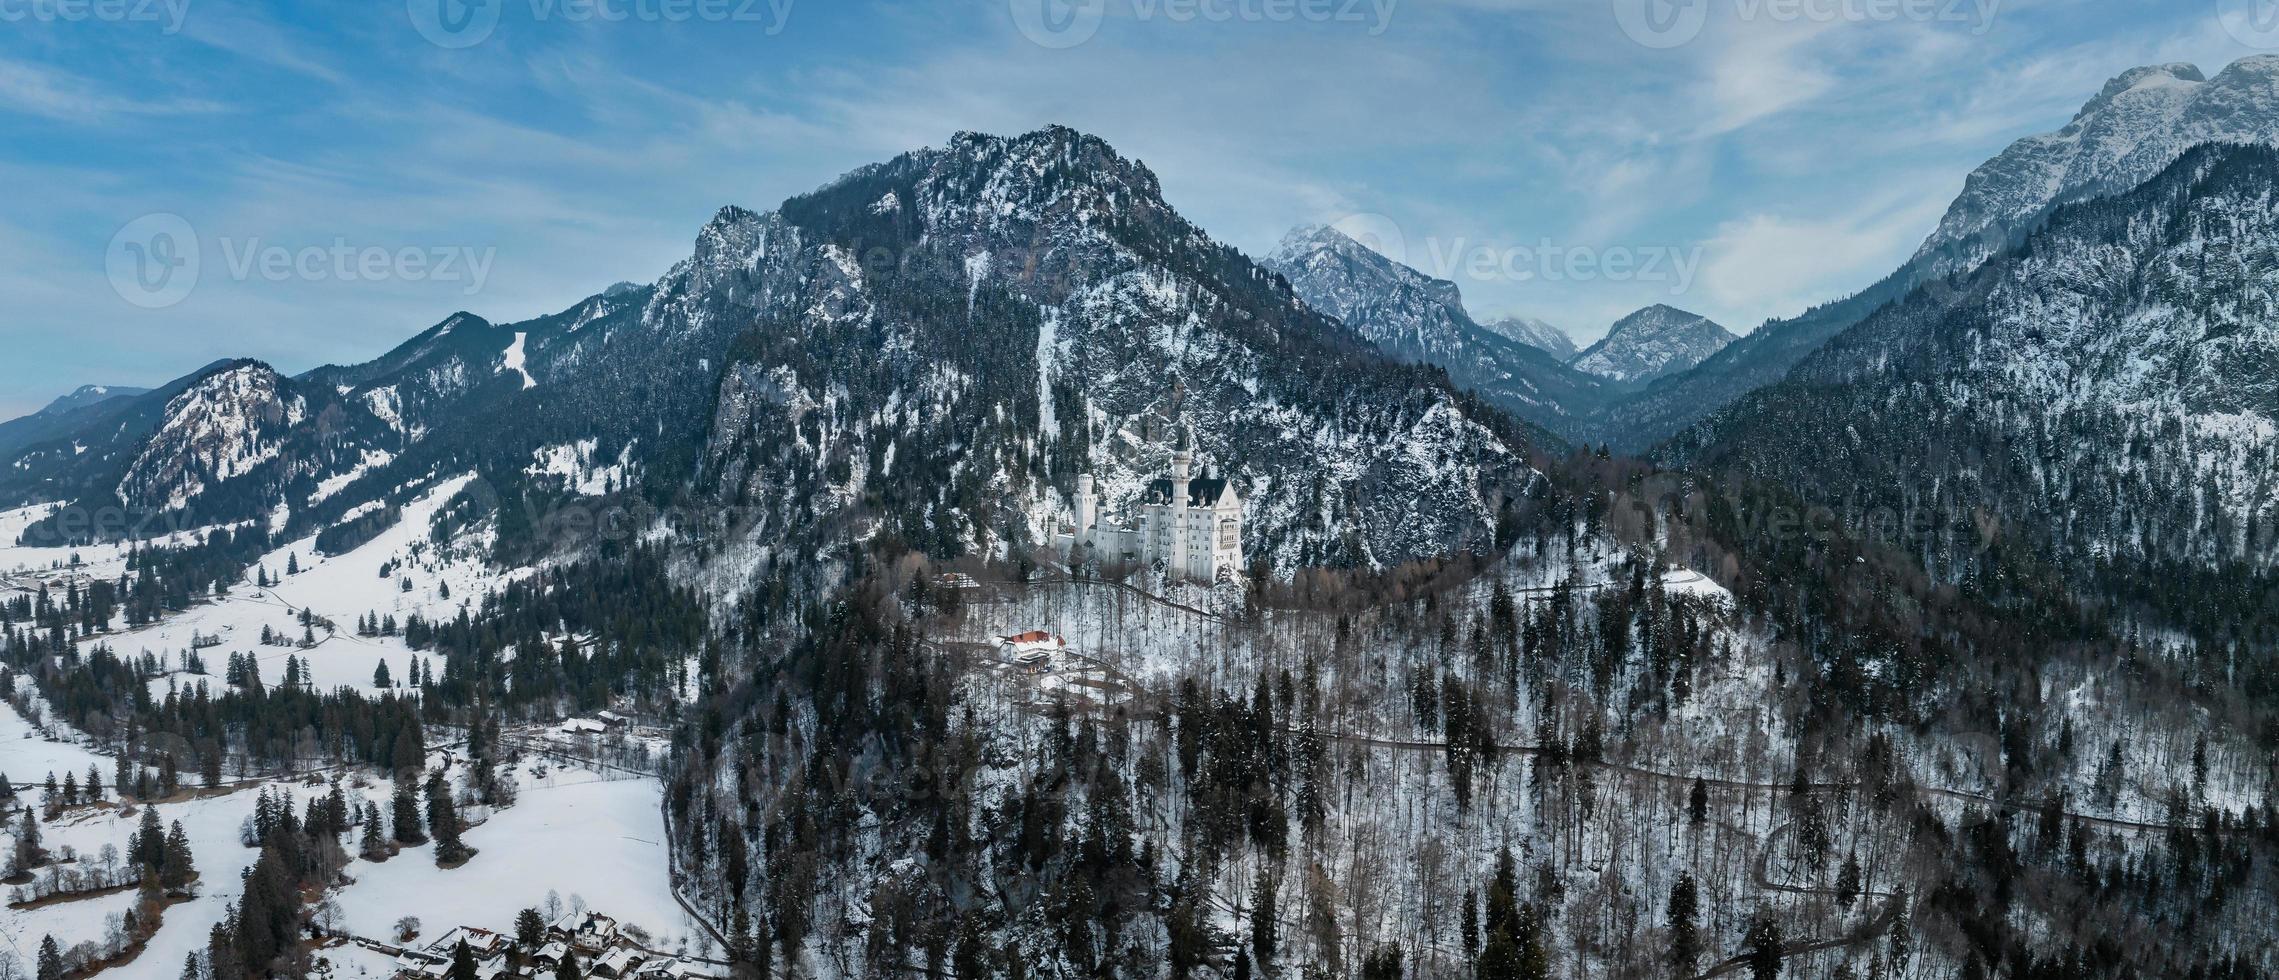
top-left (391, 927), bottom-right (511, 980)
top-left (997, 630), bottom-right (1065, 668)
top-left (379, 909), bottom-right (714, 980)
top-left (551, 910), bottom-right (623, 952)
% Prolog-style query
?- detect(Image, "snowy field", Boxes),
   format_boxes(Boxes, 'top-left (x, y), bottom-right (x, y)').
top-left (1, 700), bottom-right (336, 974)
top-left (329, 766), bottom-right (691, 953)
top-left (2, 689), bottom-right (111, 784)
top-left (2, 695), bottom-right (703, 980)
top-left (86, 475), bottom-right (528, 700)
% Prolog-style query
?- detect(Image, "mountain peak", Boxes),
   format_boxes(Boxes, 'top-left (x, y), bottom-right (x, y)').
top-left (1481, 315), bottom-right (1579, 361)
top-left (1570, 305), bottom-right (1734, 385)
top-left (2090, 62), bottom-right (2205, 106)
top-left (1263, 222), bottom-right (1467, 338)
top-left (37, 384), bottom-right (150, 418)
top-left (1918, 55), bottom-right (2279, 275)
top-left (1271, 223), bottom-right (1405, 273)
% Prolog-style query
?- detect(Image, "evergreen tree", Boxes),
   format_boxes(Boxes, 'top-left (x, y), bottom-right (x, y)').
top-left (448, 940), bottom-right (479, 980)
top-left (133, 805), bottom-right (165, 869)
top-left (516, 907), bottom-right (547, 948)
top-left (427, 770), bottom-right (470, 864)
top-left (162, 820), bottom-right (197, 891)
top-left (12, 808), bottom-right (42, 872)
top-left (1742, 914), bottom-right (1783, 980)
top-left (1835, 853), bottom-right (1861, 912)
top-left (360, 805), bottom-right (389, 860)
top-left (1668, 873), bottom-right (1699, 973)
top-left (392, 777), bottom-right (428, 845)
top-left (37, 935), bottom-right (63, 980)
top-left (1250, 865), bottom-right (1278, 968)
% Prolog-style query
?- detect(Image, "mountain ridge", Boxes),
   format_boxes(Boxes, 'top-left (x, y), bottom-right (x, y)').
top-left (1667, 142), bottom-right (2279, 585)
top-left (1261, 223), bottom-right (1617, 442)
top-left (1586, 55), bottom-right (2279, 451)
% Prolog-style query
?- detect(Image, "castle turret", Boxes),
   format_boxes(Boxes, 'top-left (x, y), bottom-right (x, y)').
top-left (1074, 473), bottom-right (1096, 536)
top-left (1170, 452), bottom-right (1192, 511)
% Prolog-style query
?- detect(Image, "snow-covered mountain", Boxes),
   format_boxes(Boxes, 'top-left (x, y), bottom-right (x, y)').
top-left (35, 384), bottom-right (148, 418)
top-left (115, 363), bottom-right (311, 512)
top-left (1589, 56), bottom-right (2279, 451)
top-left (0, 358), bottom-right (404, 534)
top-left (1568, 305), bottom-right (1733, 384)
top-left (1916, 57), bottom-right (2279, 276)
top-left (1261, 223), bottom-right (1615, 440)
top-left (1481, 314), bottom-right (1579, 360)
top-left (1669, 142), bottom-right (2279, 575)
top-left (696, 130), bottom-right (1554, 572)
top-left (1263, 224), bottom-right (1478, 363)
top-left (3, 128), bottom-right (1557, 581)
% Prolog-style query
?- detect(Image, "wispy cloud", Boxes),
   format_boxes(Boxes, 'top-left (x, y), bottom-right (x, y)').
top-left (0, 0), bottom-right (2259, 411)
top-left (0, 58), bottom-right (226, 121)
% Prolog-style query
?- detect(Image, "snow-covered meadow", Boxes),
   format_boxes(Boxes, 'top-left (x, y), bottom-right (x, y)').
top-left (2, 696), bottom-right (706, 980)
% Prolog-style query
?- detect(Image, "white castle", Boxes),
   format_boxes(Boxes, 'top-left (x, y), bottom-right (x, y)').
top-left (1061, 451), bottom-right (1245, 582)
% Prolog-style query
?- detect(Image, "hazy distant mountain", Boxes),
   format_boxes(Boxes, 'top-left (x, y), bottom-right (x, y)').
top-left (1262, 224), bottom-right (1614, 440)
top-left (1588, 55), bottom-right (2279, 451)
top-left (1481, 315), bottom-right (1579, 361)
top-left (1568, 305), bottom-right (1734, 384)
top-left (37, 384), bottom-right (148, 418)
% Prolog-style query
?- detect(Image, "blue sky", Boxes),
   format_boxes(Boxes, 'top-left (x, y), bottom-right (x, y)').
top-left (0, 0), bottom-right (2260, 419)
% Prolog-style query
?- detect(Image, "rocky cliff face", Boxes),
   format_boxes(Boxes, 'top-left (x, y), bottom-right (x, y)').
top-left (1482, 315), bottom-right (1578, 360)
top-left (695, 129), bottom-right (1555, 572)
top-left (1669, 143), bottom-right (2279, 574)
top-left (1916, 58), bottom-right (2279, 275)
top-left (1568, 305), bottom-right (1734, 385)
top-left (1588, 56), bottom-right (2279, 452)
top-left (1262, 224), bottom-right (1615, 441)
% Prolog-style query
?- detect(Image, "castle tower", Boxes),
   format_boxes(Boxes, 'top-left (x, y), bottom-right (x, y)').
top-left (1074, 473), bottom-right (1096, 539)
top-left (1170, 452), bottom-right (1192, 512)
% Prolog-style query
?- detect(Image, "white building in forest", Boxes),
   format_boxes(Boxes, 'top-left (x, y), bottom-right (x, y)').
top-left (1060, 452), bottom-right (1244, 582)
